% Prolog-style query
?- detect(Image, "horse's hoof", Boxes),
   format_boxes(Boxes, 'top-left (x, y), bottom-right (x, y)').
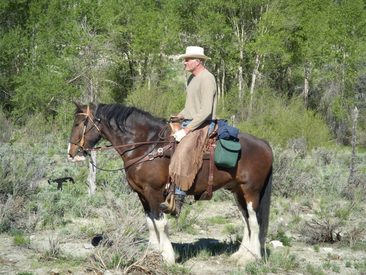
top-left (229, 251), bottom-right (241, 263)
top-left (230, 251), bottom-right (258, 267)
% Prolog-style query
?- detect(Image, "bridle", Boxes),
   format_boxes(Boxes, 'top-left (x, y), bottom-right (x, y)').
top-left (69, 105), bottom-right (102, 152)
top-left (69, 105), bottom-right (174, 171)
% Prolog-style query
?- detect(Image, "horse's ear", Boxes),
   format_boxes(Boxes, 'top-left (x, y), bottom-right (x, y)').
top-left (73, 101), bottom-right (85, 112)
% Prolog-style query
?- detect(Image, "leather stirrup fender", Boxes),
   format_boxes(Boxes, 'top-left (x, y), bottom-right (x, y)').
top-left (199, 144), bottom-right (215, 201)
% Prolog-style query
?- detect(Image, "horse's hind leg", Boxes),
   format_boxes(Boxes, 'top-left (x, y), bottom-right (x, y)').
top-left (230, 189), bottom-right (261, 266)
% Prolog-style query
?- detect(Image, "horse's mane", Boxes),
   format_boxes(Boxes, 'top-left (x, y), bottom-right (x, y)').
top-left (95, 103), bottom-right (166, 133)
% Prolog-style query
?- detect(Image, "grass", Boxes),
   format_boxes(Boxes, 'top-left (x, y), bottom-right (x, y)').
top-left (306, 263), bottom-right (324, 275)
top-left (13, 235), bottom-right (30, 247)
top-left (164, 263), bottom-right (193, 274)
top-left (29, 253), bottom-right (88, 272)
top-left (1, 110), bottom-right (366, 275)
top-left (205, 215), bottom-right (231, 224)
top-left (222, 224), bottom-right (237, 235)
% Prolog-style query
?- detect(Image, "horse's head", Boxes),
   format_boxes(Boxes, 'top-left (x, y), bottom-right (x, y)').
top-left (68, 102), bottom-right (101, 162)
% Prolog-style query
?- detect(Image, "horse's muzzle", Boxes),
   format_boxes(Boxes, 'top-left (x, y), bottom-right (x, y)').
top-left (68, 143), bottom-right (87, 162)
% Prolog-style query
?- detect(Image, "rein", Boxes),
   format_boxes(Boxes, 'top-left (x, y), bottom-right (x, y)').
top-left (72, 107), bottom-right (174, 171)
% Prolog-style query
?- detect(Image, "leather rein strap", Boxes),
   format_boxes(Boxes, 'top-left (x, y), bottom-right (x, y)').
top-left (76, 113), bottom-right (173, 170)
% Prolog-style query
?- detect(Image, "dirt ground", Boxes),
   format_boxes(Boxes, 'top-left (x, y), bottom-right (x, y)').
top-left (0, 200), bottom-right (365, 275)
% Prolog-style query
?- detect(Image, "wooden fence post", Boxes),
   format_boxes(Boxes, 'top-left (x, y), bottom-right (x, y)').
top-left (87, 151), bottom-right (97, 195)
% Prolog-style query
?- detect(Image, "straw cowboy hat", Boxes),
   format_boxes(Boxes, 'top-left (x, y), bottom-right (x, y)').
top-left (178, 46), bottom-right (211, 60)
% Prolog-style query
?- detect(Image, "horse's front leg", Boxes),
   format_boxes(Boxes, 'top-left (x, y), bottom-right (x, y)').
top-left (138, 191), bottom-right (175, 265)
top-left (146, 212), bottom-right (175, 265)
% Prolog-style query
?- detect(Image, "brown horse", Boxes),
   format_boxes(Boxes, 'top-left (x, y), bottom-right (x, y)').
top-left (68, 102), bottom-right (273, 266)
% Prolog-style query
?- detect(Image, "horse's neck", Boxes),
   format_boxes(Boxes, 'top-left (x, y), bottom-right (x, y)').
top-left (102, 121), bottom-right (165, 161)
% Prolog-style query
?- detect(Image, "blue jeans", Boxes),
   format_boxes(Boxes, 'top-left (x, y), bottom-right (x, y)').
top-left (181, 120), bottom-right (216, 135)
top-left (175, 120), bottom-right (216, 196)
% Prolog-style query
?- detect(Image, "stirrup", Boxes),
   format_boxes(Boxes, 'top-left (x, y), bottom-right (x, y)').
top-left (160, 192), bottom-right (176, 213)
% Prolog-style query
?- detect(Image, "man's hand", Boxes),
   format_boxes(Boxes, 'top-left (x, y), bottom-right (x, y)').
top-left (170, 114), bottom-right (183, 120)
top-left (173, 129), bottom-right (186, 142)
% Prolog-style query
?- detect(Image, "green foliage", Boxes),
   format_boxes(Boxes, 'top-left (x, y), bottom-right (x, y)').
top-left (212, 189), bottom-right (234, 202)
top-left (265, 247), bottom-right (298, 272)
top-left (13, 234), bottom-right (30, 247)
top-left (239, 95), bottom-right (331, 149)
top-left (322, 261), bottom-right (331, 270)
top-left (222, 224), bottom-right (239, 235)
top-left (354, 261), bottom-right (366, 272)
top-left (273, 230), bottom-right (293, 247)
top-left (0, 143), bottom-right (48, 197)
top-left (244, 261), bottom-right (262, 275)
top-left (125, 83), bottom-right (186, 118)
top-left (331, 263), bottom-right (340, 273)
top-left (205, 216), bottom-right (231, 225)
top-left (306, 263), bottom-right (324, 275)
top-left (172, 205), bottom-right (198, 233)
top-left (164, 263), bottom-right (193, 275)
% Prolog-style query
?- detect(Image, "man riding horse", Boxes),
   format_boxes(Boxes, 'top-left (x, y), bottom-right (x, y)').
top-left (160, 46), bottom-right (217, 216)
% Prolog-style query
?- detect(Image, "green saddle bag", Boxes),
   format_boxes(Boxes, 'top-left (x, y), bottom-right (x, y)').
top-left (214, 139), bottom-right (241, 168)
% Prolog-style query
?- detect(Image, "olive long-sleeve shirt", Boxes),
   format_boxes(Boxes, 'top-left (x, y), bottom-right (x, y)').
top-left (179, 69), bottom-right (217, 131)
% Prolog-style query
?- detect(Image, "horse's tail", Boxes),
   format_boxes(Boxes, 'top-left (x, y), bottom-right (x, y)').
top-left (257, 165), bottom-right (272, 256)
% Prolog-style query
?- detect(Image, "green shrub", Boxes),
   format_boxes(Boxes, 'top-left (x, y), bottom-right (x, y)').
top-left (274, 230), bottom-right (293, 247)
top-left (332, 263), bottom-right (340, 273)
top-left (13, 234), bottom-right (30, 246)
top-left (125, 83), bottom-right (186, 118)
top-left (306, 263), bottom-right (324, 275)
top-left (245, 261), bottom-right (262, 275)
top-left (322, 261), bottom-right (331, 269)
top-left (205, 216), bottom-right (230, 225)
top-left (266, 247), bottom-right (298, 272)
top-left (238, 95), bottom-right (331, 149)
top-left (172, 205), bottom-right (199, 233)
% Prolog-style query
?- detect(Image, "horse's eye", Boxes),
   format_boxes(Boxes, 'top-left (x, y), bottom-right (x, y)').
top-left (74, 123), bottom-right (79, 127)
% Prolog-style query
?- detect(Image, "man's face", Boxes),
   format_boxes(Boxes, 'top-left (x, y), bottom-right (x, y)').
top-left (184, 58), bottom-right (199, 73)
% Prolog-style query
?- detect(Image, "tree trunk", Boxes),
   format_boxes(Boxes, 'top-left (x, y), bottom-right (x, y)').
top-left (216, 66), bottom-right (221, 100)
top-left (348, 107), bottom-right (358, 191)
top-left (249, 54), bottom-right (261, 113)
top-left (222, 63), bottom-right (225, 111)
top-left (238, 49), bottom-right (244, 100)
top-left (304, 63), bottom-right (309, 108)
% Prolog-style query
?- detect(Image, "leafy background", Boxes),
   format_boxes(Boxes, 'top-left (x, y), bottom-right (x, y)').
top-left (1, 0), bottom-right (366, 274)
